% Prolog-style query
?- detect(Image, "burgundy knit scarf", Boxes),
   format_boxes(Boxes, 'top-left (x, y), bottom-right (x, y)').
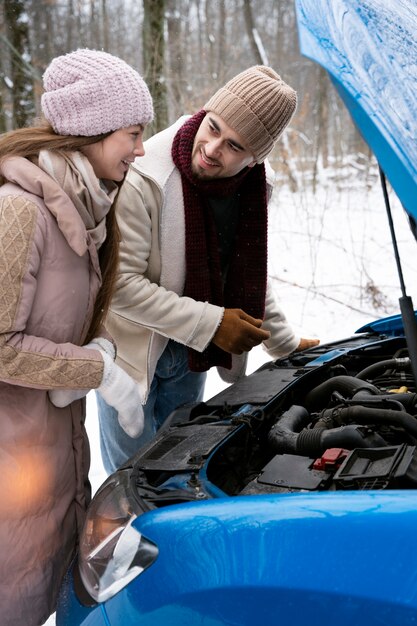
top-left (172, 110), bottom-right (268, 372)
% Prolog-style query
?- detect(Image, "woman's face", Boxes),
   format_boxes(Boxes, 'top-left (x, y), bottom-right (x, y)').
top-left (82, 125), bottom-right (145, 181)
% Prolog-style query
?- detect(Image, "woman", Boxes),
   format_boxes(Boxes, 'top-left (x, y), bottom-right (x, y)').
top-left (0, 49), bottom-right (153, 625)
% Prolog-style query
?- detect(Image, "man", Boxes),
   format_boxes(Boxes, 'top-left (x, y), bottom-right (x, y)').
top-left (98, 65), bottom-right (319, 473)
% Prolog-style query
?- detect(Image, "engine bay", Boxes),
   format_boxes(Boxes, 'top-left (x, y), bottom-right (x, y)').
top-left (131, 332), bottom-right (417, 506)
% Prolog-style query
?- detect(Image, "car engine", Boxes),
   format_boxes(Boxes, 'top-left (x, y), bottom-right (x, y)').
top-left (131, 332), bottom-right (417, 505)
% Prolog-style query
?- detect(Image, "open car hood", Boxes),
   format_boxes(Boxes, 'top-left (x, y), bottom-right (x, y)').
top-left (295, 0), bottom-right (417, 223)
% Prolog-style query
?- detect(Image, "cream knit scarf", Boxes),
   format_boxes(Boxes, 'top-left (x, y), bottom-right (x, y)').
top-left (38, 150), bottom-right (118, 249)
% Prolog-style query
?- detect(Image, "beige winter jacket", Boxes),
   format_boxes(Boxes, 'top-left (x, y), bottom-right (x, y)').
top-left (107, 117), bottom-right (299, 401)
top-left (0, 157), bottom-right (106, 626)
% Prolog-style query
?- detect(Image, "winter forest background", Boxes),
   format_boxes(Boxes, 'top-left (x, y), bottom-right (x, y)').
top-left (1, 0), bottom-right (372, 174)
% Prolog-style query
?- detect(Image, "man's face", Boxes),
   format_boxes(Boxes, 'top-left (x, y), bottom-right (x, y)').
top-left (191, 112), bottom-right (256, 179)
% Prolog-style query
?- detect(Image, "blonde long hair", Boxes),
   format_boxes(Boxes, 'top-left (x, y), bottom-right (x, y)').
top-left (0, 123), bottom-right (120, 343)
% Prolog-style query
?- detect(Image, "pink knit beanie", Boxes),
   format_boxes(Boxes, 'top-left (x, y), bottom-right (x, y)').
top-left (41, 49), bottom-right (153, 136)
top-left (204, 65), bottom-right (297, 163)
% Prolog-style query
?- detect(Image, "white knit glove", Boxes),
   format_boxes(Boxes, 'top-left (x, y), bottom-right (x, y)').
top-left (48, 338), bottom-right (115, 405)
top-left (98, 350), bottom-right (144, 438)
top-left (85, 336), bottom-right (116, 360)
top-left (50, 337), bottom-right (118, 408)
top-left (49, 338), bottom-right (143, 437)
top-left (49, 386), bottom-right (89, 407)
top-left (49, 337), bottom-right (116, 408)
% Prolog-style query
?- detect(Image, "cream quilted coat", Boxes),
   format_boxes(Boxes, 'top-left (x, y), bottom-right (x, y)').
top-left (0, 156), bottom-right (106, 626)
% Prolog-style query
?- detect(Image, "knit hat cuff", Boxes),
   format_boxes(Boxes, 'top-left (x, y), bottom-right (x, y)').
top-left (204, 65), bottom-right (297, 163)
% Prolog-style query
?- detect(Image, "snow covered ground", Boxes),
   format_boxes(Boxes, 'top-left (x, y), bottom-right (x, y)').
top-left (43, 173), bottom-right (417, 625)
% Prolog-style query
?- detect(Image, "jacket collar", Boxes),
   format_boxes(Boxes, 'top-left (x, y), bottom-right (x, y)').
top-left (1, 156), bottom-right (89, 256)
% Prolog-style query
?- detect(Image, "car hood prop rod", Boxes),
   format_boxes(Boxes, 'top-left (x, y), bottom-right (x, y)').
top-left (379, 164), bottom-right (417, 388)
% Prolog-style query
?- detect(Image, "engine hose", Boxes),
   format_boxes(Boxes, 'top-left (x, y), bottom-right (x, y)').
top-left (267, 405), bottom-right (310, 453)
top-left (296, 424), bottom-right (387, 456)
top-left (351, 391), bottom-right (417, 412)
top-left (304, 376), bottom-right (378, 411)
top-left (321, 404), bottom-right (417, 438)
top-left (267, 405), bottom-right (388, 456)
top-left (356, 357), bottom-right (410, 380)
top-left (314, 414), bottom-right (336, 429)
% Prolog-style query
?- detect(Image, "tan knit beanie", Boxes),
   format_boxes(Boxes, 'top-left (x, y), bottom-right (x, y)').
top-left (204, 65), bottom-right (297, 163)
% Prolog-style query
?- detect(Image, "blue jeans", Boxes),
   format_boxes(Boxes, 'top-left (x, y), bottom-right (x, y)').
top-left (97, 340), bottom-right (207, 474)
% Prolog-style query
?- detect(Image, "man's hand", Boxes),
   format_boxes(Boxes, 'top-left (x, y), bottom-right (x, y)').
top-left (212, 308), bottom-right (271, 355)
top-left (296, 337), bottom-right (320, 351)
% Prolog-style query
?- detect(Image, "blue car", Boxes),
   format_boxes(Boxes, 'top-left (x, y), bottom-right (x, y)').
top-left (57, 1), bottom-right (417, 624)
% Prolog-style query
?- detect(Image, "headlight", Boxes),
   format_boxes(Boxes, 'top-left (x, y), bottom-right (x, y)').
top-left (77, 469), bottom-right (158, 604)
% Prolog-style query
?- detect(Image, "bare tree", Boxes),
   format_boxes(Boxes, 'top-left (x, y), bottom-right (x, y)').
top-left (166, 0), bottom-right (185, 119)
top-left (143, 0), bottom-right (168, 135)
top-left (0, 1), bottom-right (8, 132)
top-left (29, 0), bottom-right (54, 69)
top-left (311, 66), bottom-right (329, 193)
top-left (3, 0), bottom-right (35, 128)
top-left (205, 0), bottom-right (215, 78)
top-left (243, 0), bottom-right (267, 65)
top-left (216, 0), bottom-right (226, 80)
top-left (101, 0), bottom-right (109, 51)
